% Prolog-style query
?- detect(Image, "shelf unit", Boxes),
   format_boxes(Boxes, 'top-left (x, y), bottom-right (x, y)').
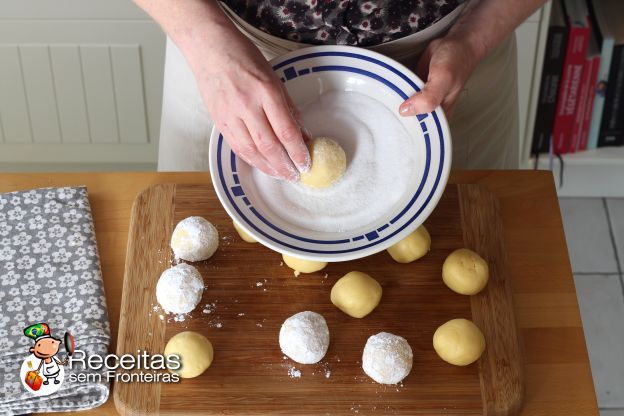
top-left (521, 1), bottom-right (624, 197)
top-left (532, 147), bottom-right (624, 197)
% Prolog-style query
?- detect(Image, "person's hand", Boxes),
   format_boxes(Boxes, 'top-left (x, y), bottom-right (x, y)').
top-left (399, 35), bottom-right (484, 118)
top-left (186, 25), bottom-right (310, 181)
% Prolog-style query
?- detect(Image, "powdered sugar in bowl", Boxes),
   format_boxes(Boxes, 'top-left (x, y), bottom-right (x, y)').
top-left (209, 45), bottom-right (451, 262)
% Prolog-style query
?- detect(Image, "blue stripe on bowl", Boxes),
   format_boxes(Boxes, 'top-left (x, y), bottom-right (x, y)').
top-left (390, 132), bottom-right (431, 224)
top-left (273, 51), bottom-right (422, 95)
top-left (377, 224), bottom-right (389, 232)
top-left (231, 186), bottom-right (245, 197)
top-left (284, 67), bottom-right (297, 80)
top-left (230, 151), bottom-right (237, 172)
top-left (312, 65), bottom-right (408, 99)
top-left (217, 50), bottom-right (446, 254)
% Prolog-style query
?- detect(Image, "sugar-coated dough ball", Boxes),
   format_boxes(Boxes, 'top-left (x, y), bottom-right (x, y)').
top-left (279, 311), bottom-right (329, 364)
top-left (232, 220), bottom-right (257, 243)
top-left (330, 271), bottom-right (382, 318)
top-left (156, 263), bottom-right (204, 314)
top-left (171, 216), bottom-right (219, 262)
top-left (387, 225), bottom-right (431, 263)
top-left (433, 318), bottom-right (485, 366)
top-left (164, 331), bottom-right (213, 378)
top-left (282, 253), bottom-right (327, 274)
top-left (300, 137), bottom-right (347, 188)
top-left (442, 248), bottom-right (489, 295)
top-left (362, 332), bottom-right (413, 384)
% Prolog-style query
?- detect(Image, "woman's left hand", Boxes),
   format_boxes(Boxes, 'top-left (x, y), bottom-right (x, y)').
top-left (399, 34), bottom-right (485, 118)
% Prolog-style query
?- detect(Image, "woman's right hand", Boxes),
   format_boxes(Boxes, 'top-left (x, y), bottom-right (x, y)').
top-left (183, 19), bottom-right (310, 181)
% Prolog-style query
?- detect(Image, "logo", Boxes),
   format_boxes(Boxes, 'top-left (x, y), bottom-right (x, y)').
top-left (19, 322), bottom-right (181, 393)
top-left (20, 322), bottom-right (73, 396)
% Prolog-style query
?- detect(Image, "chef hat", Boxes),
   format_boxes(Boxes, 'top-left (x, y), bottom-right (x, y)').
top-left (24, 323), bottom-right (52, 342)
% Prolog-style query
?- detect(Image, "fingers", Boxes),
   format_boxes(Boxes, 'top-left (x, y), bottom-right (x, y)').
top-left (222, 119), bottom-right (276, 178)
top-left (399, 64), bottom-right (453, 117)
top-left (245, 109), bottom-right (300, 181)
top-left (264, 89), bottom-right (311, 172)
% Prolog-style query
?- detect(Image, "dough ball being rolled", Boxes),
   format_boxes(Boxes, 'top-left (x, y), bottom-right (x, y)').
top-left (282, 253), bottom-right (327, 275)
top-left (433, 318), bottom-right (485, 366)
top-left (279, 311), bottom-right (329, 364)
top-left (330, 271), bottom-right (382, 318)
top-left (442, 248), bottom-right (489, 295)
top-left (156, 263), bottom-right (204, 314)
top-left (164, 331), bottom-right (213, 378)
top-left (171, 216), bottom-right (219, 262)
top-left (300, 137), bottom-right (347, 188)
top-left (387, 225), bottom-right (431, 263)
top-left (232, 220), bottom-right (257, 243)
top-left (362, 332), bottom-right (413, 384)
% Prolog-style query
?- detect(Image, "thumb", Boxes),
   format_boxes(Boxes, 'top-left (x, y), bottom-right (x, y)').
top-left (399, 68), bottom-right (452, 117)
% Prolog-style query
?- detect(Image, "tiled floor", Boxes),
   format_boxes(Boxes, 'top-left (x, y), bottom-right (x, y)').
top-left (560, 198), bottom-right (624, 414)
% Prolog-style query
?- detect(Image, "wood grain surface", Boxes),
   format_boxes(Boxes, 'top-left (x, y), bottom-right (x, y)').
top-left (3, 171), bottom-right (594, 416)
top-left (460, 186), bottom-right (523, 416)
top-left (113, 183), bottom-right (522, 415)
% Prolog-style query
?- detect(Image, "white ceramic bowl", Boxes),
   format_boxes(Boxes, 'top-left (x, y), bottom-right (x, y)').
top-left (209, 45), bottom-right (451, 262)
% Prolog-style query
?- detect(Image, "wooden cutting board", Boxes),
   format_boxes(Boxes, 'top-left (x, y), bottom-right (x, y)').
top-left (114, 183), bottom-right (523, 415)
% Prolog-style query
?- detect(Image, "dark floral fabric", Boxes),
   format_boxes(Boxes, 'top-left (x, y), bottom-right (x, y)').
top-left (223, 0), bottom-right (464, 46)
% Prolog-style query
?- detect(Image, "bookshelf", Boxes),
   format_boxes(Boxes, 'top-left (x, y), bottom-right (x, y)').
top-left (532, 147), bottom-right (624, 196)
top-left (522, 0), bottom-right (624, 197)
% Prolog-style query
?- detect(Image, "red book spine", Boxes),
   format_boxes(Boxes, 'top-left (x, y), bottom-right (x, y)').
top-left (579, 55), bottom-right (600, 151)
top-left (571, 58), bottom-right (592, 152)
top-left (552, 24), bottom-right (591, 154)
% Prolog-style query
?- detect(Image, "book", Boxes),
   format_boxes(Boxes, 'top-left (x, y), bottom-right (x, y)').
top-left (571, 56), bottom-right (592, 151)
top-left (577, 30), bottom-right (601, 151)
top-left (552, 0), bottom-right (591, 154)
top-left (578, 52), bottom-right (600, 150)
top-left (531, 0), bottom-right (568, 154)
top-left (598, 44), bottom-right (624, 146)
top-left (586, 0), bottom-right (624, 149)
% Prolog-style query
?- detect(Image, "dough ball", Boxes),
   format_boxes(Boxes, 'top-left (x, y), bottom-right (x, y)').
top-left (156, 263), bottom-right (204, 314)
top-left (330, 271), bottom-right (382, 318)
top-left (164, 331), bottom-right (214, 378)
top-left (362, 332), bottom-right (413, 384)
top-left (232, 220), bottom-right (257, 243)
top-left (300, 137), bottom-right (347, 188)
top-left (442, 248), bottom-right (489, 295)
top-left (282, 253), bottom-right (327, 275)
top-left (387, 225), bottom-right (431, 263)
top-left (171, 216), bottom-right (219, 262)
top-left (433, 318), bottom-right (485, 366)
top-left (279, 311), bottom-right (329, 364)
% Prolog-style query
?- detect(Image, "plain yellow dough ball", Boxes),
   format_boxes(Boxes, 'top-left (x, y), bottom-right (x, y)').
top-left (330, 271), bottom-right (382, 318)
top-left (442, 248), bottom-right (489, 295)
top-left (387, 225), bottom-right (431, 263)
top-left (433, 319), bottom-right (485, 366)
top-left (300, 137), bottom-right (347, 188)
top-left (164, 331), bottom-right (214, 378)
top-left (232, 220), bottom-right (257, 243)
top-left (282, 254), bottom-right (327, 275)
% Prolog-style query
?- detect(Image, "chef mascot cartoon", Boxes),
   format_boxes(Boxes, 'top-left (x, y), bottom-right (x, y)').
top-left (23, 323), bottom-right (68, 389)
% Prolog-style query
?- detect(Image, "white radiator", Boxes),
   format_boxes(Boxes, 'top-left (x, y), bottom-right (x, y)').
top-left (0, 1), bottom-right (165, 167)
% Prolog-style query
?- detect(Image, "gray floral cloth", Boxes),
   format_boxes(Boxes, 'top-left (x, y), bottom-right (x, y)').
top-left (0, 187), bottom-right (110, 415)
